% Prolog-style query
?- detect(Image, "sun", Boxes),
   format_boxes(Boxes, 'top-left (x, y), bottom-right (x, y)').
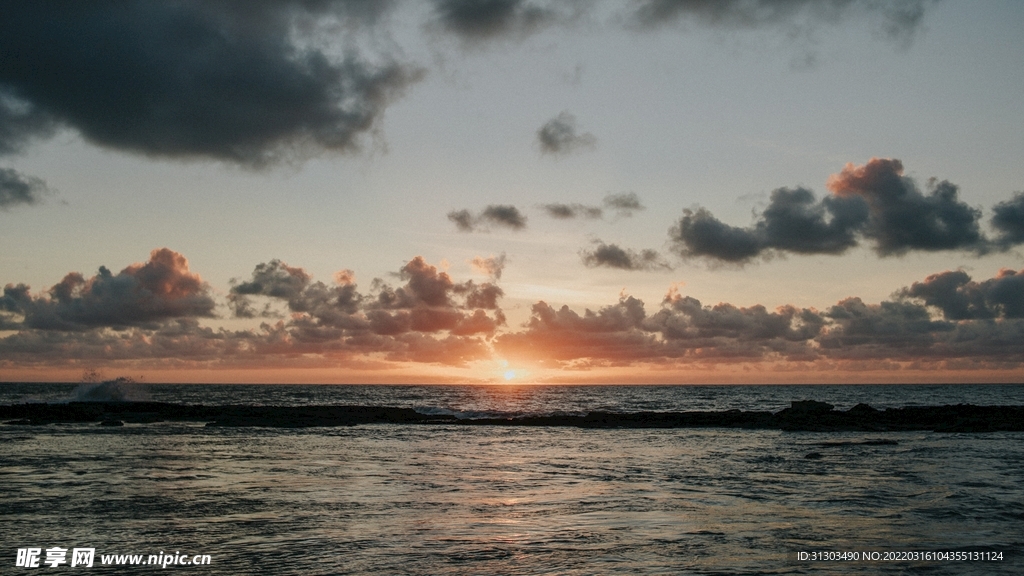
top-left (503, 369), bottom-right (516, 381)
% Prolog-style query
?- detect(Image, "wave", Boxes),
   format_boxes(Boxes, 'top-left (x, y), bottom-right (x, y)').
top-left (69, 377), bottom-right (150, 403)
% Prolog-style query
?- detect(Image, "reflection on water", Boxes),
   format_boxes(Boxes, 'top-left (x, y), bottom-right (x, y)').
top-left (2, 421), bottom-right (1021, 574)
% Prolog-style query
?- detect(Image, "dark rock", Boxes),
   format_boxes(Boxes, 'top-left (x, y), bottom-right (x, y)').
top-left (1, 401), bottom-right (1022, 431)
top-left (789, 400), bottom-right (835, 413)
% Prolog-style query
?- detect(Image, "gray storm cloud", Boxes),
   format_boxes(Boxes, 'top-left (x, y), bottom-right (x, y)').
top-left (0, 0), bottom-right (939, 200)
top-left (0, 1), bottom-right (419, 168)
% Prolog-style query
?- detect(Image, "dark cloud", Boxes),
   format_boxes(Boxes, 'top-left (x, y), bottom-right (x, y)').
top-left (537, 111), bottom-right (596, 155)
top-left (1, 248), bottom-right (216, 330)
top-left (448, 205), bottom-right (527, 231)
top-left (671, 207), bottom-right (764, 263)
top-left (991, 192), bottom-right (1024, 248)
top-left (826, 158), bottom-right (988, 256)
top-left (631, 0), bottom-right (930, 43)
top-left (603, 192), bottom-right (645, 216)
top-left (898, 268), bottom-right (1024, 320)
top-left (672, 159), bottom-right (994, 263)
top-left (580, 242), bottom-right (671, 271)
top-left (0, 92), bottom-right (56, 156)
top-left (541, 203), bottom-right (603, 220)
top-left (0, 167), bottom-right (50, 209)
top-left (0, 1), bottom-right (418, 167)
top-left (432, 0), bottom-right (557, 40)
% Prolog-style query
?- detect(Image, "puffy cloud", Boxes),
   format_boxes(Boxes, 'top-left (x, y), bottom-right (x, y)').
top-left (2, 253), bottom-right (506, 369)
top-left (448, 205), bottom-right (527, 231)
top-left (672, 187), bottom-right (869, 262)
top-left (898, 268), bottom-right (1024, 320)
top-left (0, 2), bottom-right (418, 167)
top-left (992, 192), bottom-right (1024, 248)
top-left (228, 259), bottom-right (314, 317)
top-left (496, 268), bottom-right (1024, 370)
top-left (1, 248), bottom-right (215, 330)
top-left (0, 167), bottom-right (50, 209)
top-left (671, 207), bottom-right (764, 263)
top-left (826, 158), bottom-right (988, 256)
top-left (672, 159), bottom-right (998, 263)
top-left (580, 241), bottom-right (671, 271)
top-left (230, 255), bottom-right (505, 341)
top-left (470, 253), bottom-right (507, 280)
top-left (495, 296), bottom-right (661, 364)
top-left (5, 258), bottom-right (1024, 373)
top-left (537, 111), bottom-right (596, 155)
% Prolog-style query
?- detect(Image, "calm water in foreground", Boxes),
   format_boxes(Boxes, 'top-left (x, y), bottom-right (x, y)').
top-left (2, 383), bottom-right (1022, 574)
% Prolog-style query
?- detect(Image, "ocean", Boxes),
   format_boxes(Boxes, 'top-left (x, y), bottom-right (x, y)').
top-left (2, 383), bottom-right (1022, 574)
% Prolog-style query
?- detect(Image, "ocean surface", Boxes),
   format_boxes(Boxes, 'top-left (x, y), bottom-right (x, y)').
top-left (2, 383), bottom-right (1022, 574)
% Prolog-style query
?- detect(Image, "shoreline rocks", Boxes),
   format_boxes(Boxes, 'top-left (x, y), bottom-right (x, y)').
top-left (1, 401), bottom-right (1022, 432)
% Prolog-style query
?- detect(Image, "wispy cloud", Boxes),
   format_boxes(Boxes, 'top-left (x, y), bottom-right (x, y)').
top-left (537, 111), bottom-right (596, 155)
top-left (448, 205), bottom-right (528, 231)
top-left (579, 241), bottom-right (671, 271)
top-left (0, 168), bottom-right (50, 210)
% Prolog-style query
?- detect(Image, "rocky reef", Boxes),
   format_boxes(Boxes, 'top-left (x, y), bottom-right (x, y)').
top-left (2, 399), bottom-right (1023, 432)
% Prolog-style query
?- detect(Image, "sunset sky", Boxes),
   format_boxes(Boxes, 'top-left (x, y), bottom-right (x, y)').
top-left (2, 0), bottom-right (1023, 384)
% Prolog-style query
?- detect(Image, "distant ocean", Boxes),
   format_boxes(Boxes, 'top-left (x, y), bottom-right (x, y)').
top-left (3, 383), bottom-right (1022, 574)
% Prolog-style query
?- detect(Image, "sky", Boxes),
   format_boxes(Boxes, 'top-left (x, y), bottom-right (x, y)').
top-left (2, 0), bottom-right (1024, 384)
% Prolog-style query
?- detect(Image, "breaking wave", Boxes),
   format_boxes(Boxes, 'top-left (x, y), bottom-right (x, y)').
top-left (70, 377), bottom-right (149, 402)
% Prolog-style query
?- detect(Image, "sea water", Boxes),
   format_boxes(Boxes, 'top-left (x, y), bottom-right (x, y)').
top-left (2, 383), bottom-right (1022, 574)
